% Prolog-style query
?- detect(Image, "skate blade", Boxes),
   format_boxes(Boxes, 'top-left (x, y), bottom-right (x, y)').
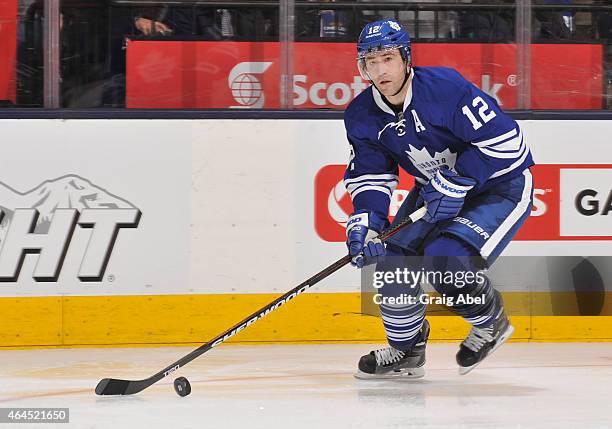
top-left (458, 324), bottom-right (515, 376)
top-left (354, 366), bottom-right (425, 380)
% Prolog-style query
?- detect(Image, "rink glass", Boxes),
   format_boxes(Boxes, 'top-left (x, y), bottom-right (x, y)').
top-left (1, 0), bottom-right (609, 110)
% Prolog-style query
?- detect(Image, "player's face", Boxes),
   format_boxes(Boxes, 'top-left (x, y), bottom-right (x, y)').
top-left (363, 49), bottom-right (407, 96)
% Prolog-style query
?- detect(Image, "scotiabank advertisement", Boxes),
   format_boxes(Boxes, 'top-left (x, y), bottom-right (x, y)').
top-left (314, 164), bottom-right (612, 243)
top-left (126, 41), bottom-right (603, 109)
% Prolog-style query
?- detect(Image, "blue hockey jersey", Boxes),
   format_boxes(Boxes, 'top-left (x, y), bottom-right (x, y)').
top-left (344, 66), bottom-right (534, 217)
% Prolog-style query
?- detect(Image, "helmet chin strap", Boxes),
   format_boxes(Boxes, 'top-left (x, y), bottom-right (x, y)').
top-left (390, 65), bottom-right (411, 97)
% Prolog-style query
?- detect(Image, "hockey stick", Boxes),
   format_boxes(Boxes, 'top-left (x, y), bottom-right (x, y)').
top-left (95, 206), bottom-right (427, 395)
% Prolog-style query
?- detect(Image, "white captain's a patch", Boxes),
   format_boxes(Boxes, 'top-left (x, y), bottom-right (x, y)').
top-left (411, 109), bottom-right (426, 133)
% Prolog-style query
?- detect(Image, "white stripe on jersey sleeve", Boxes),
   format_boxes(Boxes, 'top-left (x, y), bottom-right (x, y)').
top-left (479, 140), bottom-right (526, 159)
top-left (350, 185), bottom-right (394, 199)
top-left (344, 173), bottom-right (399, 186)
top-left (489, 148), bottom-right (532, 179)
top-left (344, 173), bottom-right (399, 200)
top-left (473, 126), bottom-right (526, 159)
top-left (485, 130), bottom-right (524, 152)
top-left (346, 180), bottom-right (398, 195)
top-left (471, 128), bottom-right (518, 148)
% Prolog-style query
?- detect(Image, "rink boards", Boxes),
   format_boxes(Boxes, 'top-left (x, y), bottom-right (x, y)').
top-left (0, 119), bottom-right (610, 347)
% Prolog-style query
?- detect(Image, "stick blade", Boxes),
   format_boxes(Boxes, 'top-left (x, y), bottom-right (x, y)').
top-left (95, 378), bottom-right (132, 395)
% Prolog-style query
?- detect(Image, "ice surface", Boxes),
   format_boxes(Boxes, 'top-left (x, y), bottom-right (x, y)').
top-left (1, 343), bottom-right (611, 429)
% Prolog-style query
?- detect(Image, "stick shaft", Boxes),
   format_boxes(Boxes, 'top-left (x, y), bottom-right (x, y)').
top-left (96, 206), bottom-right (426, 395)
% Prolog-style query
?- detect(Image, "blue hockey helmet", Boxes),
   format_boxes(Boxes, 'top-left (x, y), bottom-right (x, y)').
top-left (357, 19), bottom-right (411, 63)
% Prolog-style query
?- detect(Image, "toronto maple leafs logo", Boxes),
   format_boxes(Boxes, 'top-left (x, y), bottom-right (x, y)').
top-left (405, 145), bottom-right (458, 179)
top-left (389, 21), bottom-right (401, 31)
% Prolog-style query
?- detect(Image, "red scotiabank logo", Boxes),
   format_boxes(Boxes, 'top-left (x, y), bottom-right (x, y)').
top-left (314, 164), bottom-right (612, 242)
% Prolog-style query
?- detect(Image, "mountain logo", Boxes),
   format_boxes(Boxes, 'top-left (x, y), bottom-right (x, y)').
top-left (0, 175), bottom-right (141, 282)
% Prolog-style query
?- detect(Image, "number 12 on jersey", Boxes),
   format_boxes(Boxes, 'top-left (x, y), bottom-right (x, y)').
top-left (462, 96), bottom-right (497, 130)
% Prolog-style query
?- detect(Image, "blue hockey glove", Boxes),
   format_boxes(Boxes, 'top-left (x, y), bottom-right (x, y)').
top-left (419, 167), bottom-right (476, 224)
top-left (346, 210), bottom-right (388, 268)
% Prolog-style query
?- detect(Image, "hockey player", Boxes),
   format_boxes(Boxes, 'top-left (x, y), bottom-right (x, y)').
top-left (344, 19), bottom-right (534, 378)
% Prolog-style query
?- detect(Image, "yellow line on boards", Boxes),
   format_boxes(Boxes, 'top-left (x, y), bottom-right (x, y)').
top-left (0, 293), bottom-right (611, 348)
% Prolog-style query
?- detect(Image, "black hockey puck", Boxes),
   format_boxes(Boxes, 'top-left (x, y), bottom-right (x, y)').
top-left (174, 376), bottom-right (191, 397)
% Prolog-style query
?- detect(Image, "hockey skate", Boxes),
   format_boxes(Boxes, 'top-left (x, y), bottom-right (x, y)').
top-left (456, 308), bottom-right (514, 375)
top-left (354, 320), bottom-right (429, 380)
